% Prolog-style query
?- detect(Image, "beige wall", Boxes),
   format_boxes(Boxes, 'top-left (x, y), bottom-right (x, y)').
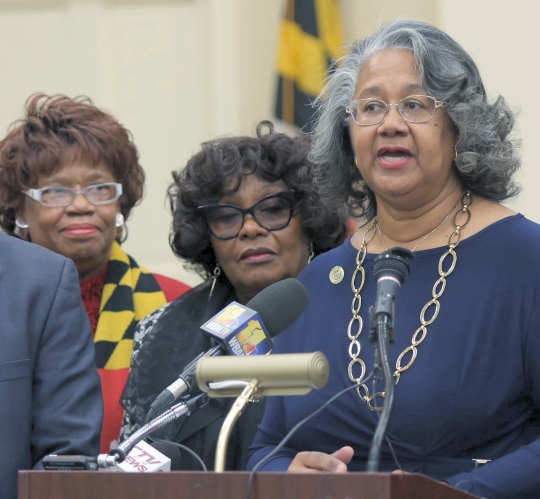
top-left (342, 0), bottom-right (437, 40)
top-left (0, 0), bottom-right (533, 286)
top-left (439, 0), bottom-right (540, 222)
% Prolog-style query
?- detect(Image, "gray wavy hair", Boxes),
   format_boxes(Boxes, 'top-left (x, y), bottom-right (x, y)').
top-left (310, 19), bottom-right (521, 220)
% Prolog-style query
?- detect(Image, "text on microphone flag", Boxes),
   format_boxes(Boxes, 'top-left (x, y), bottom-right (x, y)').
top-left (201, 301), bottom-right (273, 356)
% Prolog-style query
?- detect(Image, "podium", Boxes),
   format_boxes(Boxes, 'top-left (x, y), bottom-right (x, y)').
top-left (18, 471), bottom-right (479, 499)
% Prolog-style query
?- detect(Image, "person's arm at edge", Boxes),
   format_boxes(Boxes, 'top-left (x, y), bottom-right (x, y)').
top-left (446, 264), bottom-right (540, 498)
top-left (31, 258), bottom-right (103, 467)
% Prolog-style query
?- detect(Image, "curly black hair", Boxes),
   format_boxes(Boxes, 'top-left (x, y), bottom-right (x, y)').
top-left (168, 121), bottom-right (349, 278)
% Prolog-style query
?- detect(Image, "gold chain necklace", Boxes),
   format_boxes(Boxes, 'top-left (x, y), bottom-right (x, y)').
top-left (377, 202), bottom-right (456, 252)
top-left (347, 192), bottom-right (473, 411)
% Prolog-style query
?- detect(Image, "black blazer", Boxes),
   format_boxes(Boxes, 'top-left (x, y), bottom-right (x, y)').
top-left (121, 279), bottom-right (265, 471)
top-left (0, 234), bottom-right (103, 499)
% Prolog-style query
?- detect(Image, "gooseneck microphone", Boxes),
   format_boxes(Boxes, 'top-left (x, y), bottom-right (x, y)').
top-left (98, 392), bottom-right (209, 469)
top-left (367, 247), bottom-right (413, 473)
top-left (146, 278), bottom-right (309, 420)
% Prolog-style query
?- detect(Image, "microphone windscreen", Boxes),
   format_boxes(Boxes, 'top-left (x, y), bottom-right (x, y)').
top-left (246, 278), bottom-right (309, 338)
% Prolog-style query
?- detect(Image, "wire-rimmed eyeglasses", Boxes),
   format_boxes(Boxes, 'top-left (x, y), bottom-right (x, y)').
top-left (23, 182), bottom-right (123, 207)
top-left (345, 95), bottom-right (447, 126)
top-left (197, 189), bottom-right (300, 240)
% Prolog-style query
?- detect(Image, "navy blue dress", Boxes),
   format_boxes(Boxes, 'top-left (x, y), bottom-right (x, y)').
top-left (248, 215), bottom-right (540, 499)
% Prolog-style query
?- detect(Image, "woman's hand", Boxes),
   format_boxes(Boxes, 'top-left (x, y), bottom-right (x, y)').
top-left (287, 446), bottom-right (354, 473)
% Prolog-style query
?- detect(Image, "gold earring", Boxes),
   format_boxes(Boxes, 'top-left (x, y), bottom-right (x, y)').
top-left (209, 266), bottom-right (221, 299)
top-left (307, 242), bottom-right (315, 264)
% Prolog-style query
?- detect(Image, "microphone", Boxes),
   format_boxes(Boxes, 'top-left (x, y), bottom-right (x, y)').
top-left (147, 278), bottom-right (309, 418)
top-left (105, 440), bottom-right (172, 472)
top-left (43, 440), bottom-right (178, 472)
top-left (99, 392), bottom-right (209, 469)
top-left (200, 351), bottom-right (329, 472)
top-left (196, 351), bottom-right (329, 397)
top-left (371, 247), bottom-right (414, 330)
top-left (367, 247), bottom-right (413, 473)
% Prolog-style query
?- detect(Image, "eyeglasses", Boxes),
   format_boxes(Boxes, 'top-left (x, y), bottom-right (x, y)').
top-left (197, 189), bottom-right (300, 240)
top-left (345, 95), bottom-right (446, 126)
top-left (23, 182), bottom-right (123, 207)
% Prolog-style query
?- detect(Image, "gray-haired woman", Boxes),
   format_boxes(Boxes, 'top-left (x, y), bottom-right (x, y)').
top-left (247, 20), bottom-right (540, 498)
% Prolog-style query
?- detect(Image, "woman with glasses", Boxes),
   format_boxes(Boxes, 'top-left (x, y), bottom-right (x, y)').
top-left (119, 120), bottom-right (349, 470)
top-left (0, 94), bottom-right (189, 453)
top-left (248, 20), bottom-right (540, 498)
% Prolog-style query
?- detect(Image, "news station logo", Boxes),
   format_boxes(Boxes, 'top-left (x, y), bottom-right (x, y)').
top-left (201, 302), bottom-right (273, 356)
top-left (106, 441), bottom-right (171, 472)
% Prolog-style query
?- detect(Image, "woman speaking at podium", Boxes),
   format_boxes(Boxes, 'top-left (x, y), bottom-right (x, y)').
top-left (248, 20), bottom-right (540, 498)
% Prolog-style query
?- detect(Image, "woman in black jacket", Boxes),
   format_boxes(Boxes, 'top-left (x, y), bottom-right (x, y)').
top-left (120, 121), bottom-right (349, 470)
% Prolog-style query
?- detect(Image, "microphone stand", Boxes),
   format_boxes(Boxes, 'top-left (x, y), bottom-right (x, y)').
top-left (97, 392), bottom-right (208, 469)
top-left (214, 379), bottom-right (260, 472)
top-left (366, 311), bottom-right (395, 472)
top-left (145, 345), bottom-right (221, 423)
top-left (366, 247), bottom-right (413, 472)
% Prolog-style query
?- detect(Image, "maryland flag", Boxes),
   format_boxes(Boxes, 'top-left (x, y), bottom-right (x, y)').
top-left (275, 0), bottom-right (345, 134)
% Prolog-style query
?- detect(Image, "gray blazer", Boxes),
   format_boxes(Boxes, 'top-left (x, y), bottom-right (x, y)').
top-left (0, 234), bottom-right (103, 499)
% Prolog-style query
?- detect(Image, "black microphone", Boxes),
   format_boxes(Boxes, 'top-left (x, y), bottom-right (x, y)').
top-left (371, 247), bottom-right (414, 331)
top-left (367, 247), bottom-right (413, 473)
top-left (146, 278), bottom-right (309, 420)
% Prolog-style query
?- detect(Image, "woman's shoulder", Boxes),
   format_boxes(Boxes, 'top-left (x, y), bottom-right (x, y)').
top-left (307, 239), bottom-right (352, 268)
top-left (503, 213), bottom-right (540, 238)
top-left (132, 281), bottom-right (213, 357)
top-left (300, 238), bottom-right (355, 282)
top-left (152, 273), bottom-right (191, 302)
top-left (466, 198), bottom-right (540, 243)
top-left (144, 281), bottom-right (213, 328)
top-left (465, 213), bottom-right (540, 250)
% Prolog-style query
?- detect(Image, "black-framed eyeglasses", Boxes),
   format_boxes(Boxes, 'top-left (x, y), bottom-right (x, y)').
top-left (345, 94), bottom-right (446, 126)
top-left (22, 182), bottom-right (123, 207)
top-left (197, 189), bottom-right (300, 240)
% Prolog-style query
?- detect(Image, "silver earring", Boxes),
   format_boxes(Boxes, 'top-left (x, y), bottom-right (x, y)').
top-left (14, 216), bottom-right (29, 239)
top-left (307, 241), bottom-right (315, 264)
top-left (209, 266), bottom-right (221, 299)
top-left (115, 213), bottom-right (124, 228)
top-left (15, 217), bottom-right (28, 229)
top-left (454, 145), bottom-right (459, 162)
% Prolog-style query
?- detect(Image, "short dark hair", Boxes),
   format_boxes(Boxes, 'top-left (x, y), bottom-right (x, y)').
top-left (0, 93), bottom-right (145, 236)
top-left (169, 120), bottom-right (349, 278)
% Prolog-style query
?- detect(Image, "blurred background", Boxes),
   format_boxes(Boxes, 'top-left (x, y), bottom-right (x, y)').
top-left (0, 0), bottom-right (535, 285)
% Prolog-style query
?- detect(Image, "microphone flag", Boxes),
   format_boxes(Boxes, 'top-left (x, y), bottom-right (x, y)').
top-left (201, 301), bottom-right (273, 356)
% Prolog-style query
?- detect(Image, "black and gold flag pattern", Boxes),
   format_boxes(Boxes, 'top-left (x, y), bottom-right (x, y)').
top-left (275, 0), bottom-right (344, 134)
